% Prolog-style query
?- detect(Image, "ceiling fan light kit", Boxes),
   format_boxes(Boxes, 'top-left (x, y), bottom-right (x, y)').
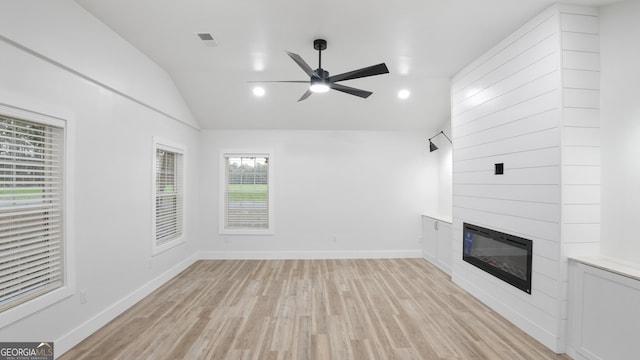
top-left (309, 82), bottom-right (330, 93)
top-left (250, 39), bottom-right (389, 101)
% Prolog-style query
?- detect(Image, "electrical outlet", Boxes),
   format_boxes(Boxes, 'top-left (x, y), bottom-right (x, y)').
top-left (79, 289), bottom-right (88, 304)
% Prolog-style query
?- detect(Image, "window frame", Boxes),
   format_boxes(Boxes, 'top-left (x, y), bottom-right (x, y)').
top-left (151, 137), bottom-right (186, 255)
top-left (219, 151), bottom-right (274, 235)
top-left (0, 103), bottom-right (75, 328)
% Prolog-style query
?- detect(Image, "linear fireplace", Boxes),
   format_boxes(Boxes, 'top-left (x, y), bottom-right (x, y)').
top-left (463, 223), bottom-right (533, 294)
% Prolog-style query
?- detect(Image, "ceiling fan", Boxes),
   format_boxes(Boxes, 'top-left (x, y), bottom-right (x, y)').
top-left (251, 39), bottom-right (389, 102)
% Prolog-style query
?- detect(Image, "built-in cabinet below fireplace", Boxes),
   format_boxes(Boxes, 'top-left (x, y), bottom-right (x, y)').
top-left (421, 214), bottom-right (452, 275)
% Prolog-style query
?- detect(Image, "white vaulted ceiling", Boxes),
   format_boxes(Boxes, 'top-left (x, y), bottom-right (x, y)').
top-left (74, 0), bottom-right (619, 130)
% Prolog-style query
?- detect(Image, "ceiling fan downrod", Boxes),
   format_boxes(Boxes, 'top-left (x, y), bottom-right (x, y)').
top-left (314, 39), bottom-right (327, 72)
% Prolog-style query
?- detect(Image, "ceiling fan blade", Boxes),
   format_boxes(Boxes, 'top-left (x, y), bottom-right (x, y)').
top-left (297, 89), bottom-right (313, 102)
top-left (327, 63), bottom-right (389, 83)
top-left (247, 80), bottom-right (309, 83)
top-left (286, 51), bottom-right (316, 78)
top-left (329, 83), bottom-right (373, 98)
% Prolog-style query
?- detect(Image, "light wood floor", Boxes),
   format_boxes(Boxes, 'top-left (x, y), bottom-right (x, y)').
top-left (61, 259), bottom-right (570, 359)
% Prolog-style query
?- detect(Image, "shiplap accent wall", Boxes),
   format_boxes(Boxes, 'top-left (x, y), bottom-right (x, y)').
top-left (450, 4), bottom-right (599, 353)
top-left (559, 6), bottom-right (601, 273)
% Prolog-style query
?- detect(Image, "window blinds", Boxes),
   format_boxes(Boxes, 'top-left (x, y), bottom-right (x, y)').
top-left (0, 115), bottom-right (64, 312)
top-left (224, 155), bottom-right (269, 230)
top-left (154, 148), bottom-right (183, 246)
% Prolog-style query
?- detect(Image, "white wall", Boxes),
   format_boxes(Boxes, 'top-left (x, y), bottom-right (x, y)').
top-left (600, 0), bottom-right (640, 264)
top-left (197, 130), bottom-right (438, 258)
top-left (432, 120), bottom-right (453, 219)
top-left (0, 1), bottom-right (200, 356)
top-left (0, 0), bottom-right (198, 129)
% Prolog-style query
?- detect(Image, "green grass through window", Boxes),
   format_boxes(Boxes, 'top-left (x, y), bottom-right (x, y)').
top-left (227, 184), bottom-right (267, 201)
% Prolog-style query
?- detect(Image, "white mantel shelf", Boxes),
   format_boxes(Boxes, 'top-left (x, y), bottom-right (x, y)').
top-left (421, 213), bottom-right (452, 224)
top-left (569, 256), bottom-right (640, 282)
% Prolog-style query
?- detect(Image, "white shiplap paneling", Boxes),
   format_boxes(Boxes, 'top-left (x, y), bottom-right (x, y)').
top-left (454, 183), bottom-right (560, 203)
top-left (451, 4), bottom-right (600, 353)
top-left (564, 108), bottom-right (599, 127)
top-left (563, 69), bottom-right (600, 89)
top-left (563, 146), bottom-right (600, 165)
top-left (453, 91), bottom-right (561, 138)
top-left (454, 146), bottom-right (560, 172)
top-left (559, 5), bottom-right (601, 274)
top-left (562, 185), bottom-right (600, 203)
top-left (453, 207), bottom-right (560, 243)
top-left (454, 108), bottom-right (559, 149)
top-left (453, 71), bottom-right (560, 127)
top-left (452, 11), bottom-right (559, 97)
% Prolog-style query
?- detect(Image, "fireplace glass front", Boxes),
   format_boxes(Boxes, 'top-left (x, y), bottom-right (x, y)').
top-left (462, 223), bottom-right (532, 294)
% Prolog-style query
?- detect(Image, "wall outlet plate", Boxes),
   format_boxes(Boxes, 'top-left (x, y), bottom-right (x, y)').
top-left (495, 163), bottom-right (504, 175)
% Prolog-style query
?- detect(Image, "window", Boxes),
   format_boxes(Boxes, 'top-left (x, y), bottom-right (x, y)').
top-left (0, 113), bottom-right (65, 314)
top-left (220, 153), bottom-right (272, 234)
top-left (152, 138), bottom-right (185, 254)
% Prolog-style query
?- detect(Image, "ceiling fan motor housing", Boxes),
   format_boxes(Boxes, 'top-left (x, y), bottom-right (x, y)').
top-left (313, 39), bottom-right (327, 51)
top-left (314, 68), bottom-right (329, 80)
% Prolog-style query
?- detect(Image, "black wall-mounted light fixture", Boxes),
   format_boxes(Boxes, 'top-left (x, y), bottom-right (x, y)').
top-left (428, 130), bottom-right (452, 152)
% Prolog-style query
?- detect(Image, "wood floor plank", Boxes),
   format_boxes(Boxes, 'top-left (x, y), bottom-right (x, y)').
top-left (293, 315), bottom-right (311, 360)
top-left (60, 259), bottom-right (570, 360)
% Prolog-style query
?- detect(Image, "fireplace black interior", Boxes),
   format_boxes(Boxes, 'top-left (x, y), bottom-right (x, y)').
top-left (462, 223), bottom-right (532, 294)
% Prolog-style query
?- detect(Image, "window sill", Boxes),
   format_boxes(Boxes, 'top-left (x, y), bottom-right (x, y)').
top-left (219, 229), bottom-right (274, 236)
top-left (0, 286), bottom-right (74, 328)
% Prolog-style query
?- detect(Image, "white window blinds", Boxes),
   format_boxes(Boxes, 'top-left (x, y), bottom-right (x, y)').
top-left (223, 155), bottom-right (270, 231)
top-left (0, 115), bottom-right (64, 312)
top-left (153, 143), bottom-right (184, 250)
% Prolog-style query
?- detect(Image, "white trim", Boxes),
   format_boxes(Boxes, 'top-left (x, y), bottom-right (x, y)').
top-left (0, 104), bottom-right (76, 328)
top-left (198, 250), bottom-right (423, 260)
top-left (54, 253), bottom-right (198, 358)
top-left (0, 102), bottom-right (67, 128)
top-left (219, 150), bottom-right (274, 235)
top-left (151, 137), bottom-right (187, 256)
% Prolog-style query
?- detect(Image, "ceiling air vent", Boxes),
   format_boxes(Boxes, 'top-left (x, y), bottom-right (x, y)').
top-left (196, 33), bottom-right (218, 47)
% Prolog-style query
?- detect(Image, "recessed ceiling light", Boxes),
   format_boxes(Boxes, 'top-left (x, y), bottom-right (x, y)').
top-left (398, 89), bottom-right (410, 99)
top-left (252, 86), bottom-right (265, 97)
top-left (253, 61), bottom-right (265, 72)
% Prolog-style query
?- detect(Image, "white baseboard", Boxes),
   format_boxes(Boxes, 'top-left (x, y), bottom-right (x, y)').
top-left (452, 270), bottom-right (561, 353)
top-left (54, 253), bottom-right (198, 357)
top-left (422, 252), bottom-right (452, 276)
top-left (198, 249), bottom-right (423, 260)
